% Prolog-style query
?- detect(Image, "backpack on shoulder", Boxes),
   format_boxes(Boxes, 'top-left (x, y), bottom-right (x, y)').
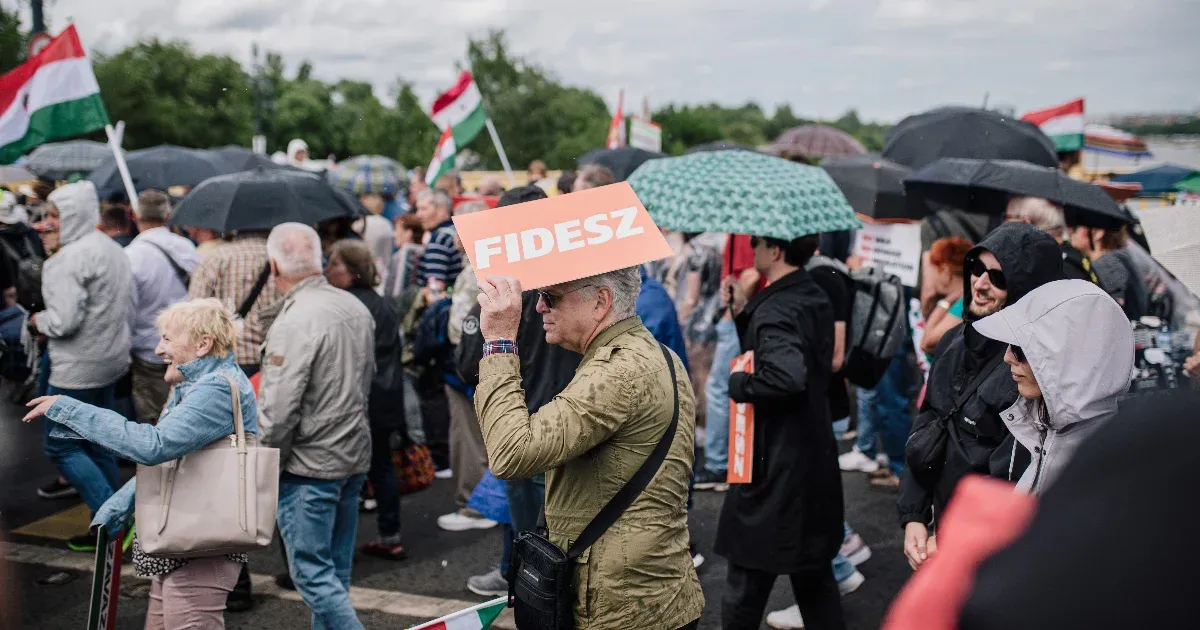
top-left (808, 256), bottom-right (907, 389)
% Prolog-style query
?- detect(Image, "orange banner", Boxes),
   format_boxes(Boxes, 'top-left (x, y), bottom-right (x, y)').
top-left (728, 350), bottom-right (755, 485)
top-left (450, 182), bottom-right (673, 290)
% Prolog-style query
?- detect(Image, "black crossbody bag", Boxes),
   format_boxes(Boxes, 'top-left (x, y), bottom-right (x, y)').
top-left (508, 343), bottom-right (680, 630)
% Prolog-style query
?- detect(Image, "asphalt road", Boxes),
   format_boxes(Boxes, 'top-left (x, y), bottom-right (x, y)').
top-left (1, 391), bottom-right (909, 629)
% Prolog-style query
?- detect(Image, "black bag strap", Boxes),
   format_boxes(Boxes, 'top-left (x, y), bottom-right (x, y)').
top-left (143, 241), bottom-right (191, 289)
top-left (565, 343), bottom-right (680, 560)
top-left (237, 263), bottom-right (272, 319)
top-left (946, 349), bottom-right (1007, 418)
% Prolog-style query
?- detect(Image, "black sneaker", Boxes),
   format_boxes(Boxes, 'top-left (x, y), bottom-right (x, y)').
top-left (693, 468), bottom-right (729, 491)
top-left (67, 533), bottom-right (96, 553)
top-left (38, 478), bottom-right (78, 500)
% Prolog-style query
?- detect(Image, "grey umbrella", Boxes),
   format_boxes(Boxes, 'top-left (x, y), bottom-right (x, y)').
top-left (26, 140), bottom-right (111, 181)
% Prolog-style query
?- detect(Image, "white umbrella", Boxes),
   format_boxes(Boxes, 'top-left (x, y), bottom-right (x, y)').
top-left (1137, 204), bottom-right (1200, 299)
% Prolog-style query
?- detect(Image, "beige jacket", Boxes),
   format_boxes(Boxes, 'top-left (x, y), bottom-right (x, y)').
top-left (475, 317), bottom-right (704, 629)
top-left (258, 275), bottom-right (375, 479)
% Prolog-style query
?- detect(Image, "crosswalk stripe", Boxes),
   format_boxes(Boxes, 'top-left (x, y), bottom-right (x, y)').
top-left (2, 541), bottom-right (515, 629)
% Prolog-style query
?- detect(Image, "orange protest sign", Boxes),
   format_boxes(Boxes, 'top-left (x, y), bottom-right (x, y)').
top-left (728, 350), bottom-right (755, 485)
top-left (450, 182), bottom-right (674, 289)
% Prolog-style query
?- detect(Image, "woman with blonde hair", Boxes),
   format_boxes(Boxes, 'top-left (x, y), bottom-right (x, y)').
top-left (23, 298), bottom-right (259, 629)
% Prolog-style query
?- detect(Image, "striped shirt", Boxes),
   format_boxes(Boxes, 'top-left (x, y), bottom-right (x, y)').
top-left (416, 221), bottom-right (463, 289)
top-left (187, 235), bottom-right (283, 366)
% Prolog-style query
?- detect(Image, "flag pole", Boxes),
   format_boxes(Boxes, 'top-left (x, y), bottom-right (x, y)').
top-left (484, 118), bottom-right (517, 188)
top-left (104, 122), bottom-right (139, 215)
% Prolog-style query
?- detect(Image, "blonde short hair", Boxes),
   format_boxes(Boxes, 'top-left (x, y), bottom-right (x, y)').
top-left (156, 298), bottom-right (237, 357)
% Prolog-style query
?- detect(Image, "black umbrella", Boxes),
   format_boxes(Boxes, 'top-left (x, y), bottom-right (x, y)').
top-left (820, 154), bottom-right (912, 220)
top-left (883, 107), bottom-right (1058, 171)
top-left (204, 145), bottom-right (287, 172)
top-left (578, 146), bottom-right (665, 181)
top-left (684, 141), bottom-right (760, 155)
top-left (26, 140), bottom-right (111, 181)
top-left (904, 158), bottom-right (1136, 227)
top-left (88, 145), bottom-right (233, 201)
top-left (169, 167), bottom-right (363, 233)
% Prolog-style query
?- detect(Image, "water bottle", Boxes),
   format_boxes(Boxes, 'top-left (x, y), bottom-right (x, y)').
top-left (1157, 323), bottom-right (1172, 352)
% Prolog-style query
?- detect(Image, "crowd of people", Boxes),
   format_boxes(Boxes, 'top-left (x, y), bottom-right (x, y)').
top-left (2, 147), bottom-right (1194, 630)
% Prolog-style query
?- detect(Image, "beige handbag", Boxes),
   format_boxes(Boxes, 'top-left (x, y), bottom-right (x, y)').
top-left (135, 374), bottom-right (280, 559)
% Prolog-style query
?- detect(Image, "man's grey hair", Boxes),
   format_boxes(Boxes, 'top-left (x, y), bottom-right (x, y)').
top-left (267, 222), bottom-right (323, 279)
top-left (137, 189), bottom-right (172, 223)
top-left (1007, 195), bottom-right (1065, 235)
top-left (417, 188), bottom-right (453, 214)
top-left (571, 265), bottom-right (641, 320)
top-left (454, 200), bottom-right (489, 216)
top-left (575, 164), bottom-right (615, 191)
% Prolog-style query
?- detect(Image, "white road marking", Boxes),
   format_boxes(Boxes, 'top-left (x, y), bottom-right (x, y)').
top-left (3, 541), bottom-right (515, 629)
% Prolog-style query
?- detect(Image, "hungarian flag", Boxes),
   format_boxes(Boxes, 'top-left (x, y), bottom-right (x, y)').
top-left (425, 71), bottom-right (488, 184)
top-left (409, 597), bottom-right (507, 630)
top-left (606, 89), bottom-right (626, 149)
top-left (0, 25), bottom-right (109, 164)
top-left (1021, 98), bottom-right (1084, 153)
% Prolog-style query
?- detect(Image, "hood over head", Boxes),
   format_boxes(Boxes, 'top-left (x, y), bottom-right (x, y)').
top-left (287, 139), bottom-right (309, 163)
top-left (973, 279), bottom-right (1133, 428)
top-left (48, 180), bottom-right (100, 246)
top-left (961, 222), bottom-right (1064, 323)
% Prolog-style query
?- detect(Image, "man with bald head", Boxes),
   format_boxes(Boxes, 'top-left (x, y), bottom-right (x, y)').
top-left (258, 222), bottom-right (375, 630)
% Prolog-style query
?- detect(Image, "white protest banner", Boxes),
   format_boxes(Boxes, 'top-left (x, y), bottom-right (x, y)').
top-left (854, 222), bottom-right (922, 287)
top-left (629, 117), bottom-right (662, 153)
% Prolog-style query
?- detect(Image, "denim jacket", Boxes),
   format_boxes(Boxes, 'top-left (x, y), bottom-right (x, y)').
top-left (44, 353), bottom-right (259, 534)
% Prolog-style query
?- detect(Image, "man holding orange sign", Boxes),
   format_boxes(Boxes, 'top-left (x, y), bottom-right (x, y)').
top-left (713, 233), bottom-right (846, 630)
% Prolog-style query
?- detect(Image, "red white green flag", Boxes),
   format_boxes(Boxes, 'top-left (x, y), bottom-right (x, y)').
top-left (1021, 98), bottom-right (1084, 153)
top-left (0, 25), bottom-right (109, 164)
top-left (409, 597), bottom-right (507, 630)
top-left (425, 71), bottom-right (488, 184)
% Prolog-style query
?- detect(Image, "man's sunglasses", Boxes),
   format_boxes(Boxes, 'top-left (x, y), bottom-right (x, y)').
top-left (968, 259), bottom-right (1007, 291)
top-left (536, 285), bottom-right (593, 309)
top-left (1010, 345), bottom-right (1027, 363)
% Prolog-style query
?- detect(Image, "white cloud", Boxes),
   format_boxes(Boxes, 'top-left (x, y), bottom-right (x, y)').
top-left (18, 0), bottom-right (1200, 121)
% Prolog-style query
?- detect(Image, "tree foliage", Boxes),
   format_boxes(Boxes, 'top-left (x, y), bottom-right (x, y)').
top-left (80, 26), bottom-right (891, 170)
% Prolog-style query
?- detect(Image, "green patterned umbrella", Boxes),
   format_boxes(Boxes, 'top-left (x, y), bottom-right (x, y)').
top-left (627, 150), bottom-right (860, 240)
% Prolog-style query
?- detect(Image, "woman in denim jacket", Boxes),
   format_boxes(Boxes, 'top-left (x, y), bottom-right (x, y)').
top-left (24, 298), bottom-right (258, 629)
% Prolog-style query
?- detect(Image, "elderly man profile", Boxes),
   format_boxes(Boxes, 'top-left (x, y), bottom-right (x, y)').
top-left (474, 267), bottom-right (705, 629)
top-left (1004, 195), bottom-right (1099, 284)
top-left (257, 223), bottom-right (374, 630)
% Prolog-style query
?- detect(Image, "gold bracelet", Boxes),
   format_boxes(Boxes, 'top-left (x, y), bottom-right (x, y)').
top-left (936, 300), bottom-right (952, 310)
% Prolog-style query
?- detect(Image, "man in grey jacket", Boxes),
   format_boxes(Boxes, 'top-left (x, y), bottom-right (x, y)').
top-left (31, 181), bottom-right (130, 552)
top-left (258, 223), bottom-right (374, 630)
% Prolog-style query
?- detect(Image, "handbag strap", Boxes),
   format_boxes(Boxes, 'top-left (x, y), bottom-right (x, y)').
top-left (946, 349), bottom-right (1007, 419)
top-left (220, 373), bottom-right (247, 452)
top-left (566, 343), bottom-right (680, 560)
top-left (143, 240), bottom-right (192, 290)
top-left (237, 263), bottom-right (272, 319)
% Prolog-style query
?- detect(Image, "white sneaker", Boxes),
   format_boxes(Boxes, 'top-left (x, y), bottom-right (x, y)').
top-left (766, 605), bottom-right (804, 629)
top-left (434, 468), bottom-right (454, 480)
top-left (840, 533), bottom-right (872, 567)
top-left (437, 510), bottom-right (498, 532)
top-left (838, 448), bottom-right (880, 473)
top-left (838, 570), bottom-right (865, 595)
top-left (875, 453), bottom-right (890, 468)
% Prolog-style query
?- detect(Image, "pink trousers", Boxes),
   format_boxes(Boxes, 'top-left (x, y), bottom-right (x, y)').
top-left (144, 556), bottom-right (242, 630)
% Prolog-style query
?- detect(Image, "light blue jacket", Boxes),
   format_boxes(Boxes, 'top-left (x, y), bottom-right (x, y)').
top-left (44, 353), bottom-right (258, 534)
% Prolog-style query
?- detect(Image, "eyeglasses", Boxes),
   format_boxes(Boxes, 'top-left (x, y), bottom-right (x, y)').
top-left (537, 285), bottom-right (593, 309)
top-left (968, 259), bottom-right (1007, 291)
top-left (1010, 345), bottom-right (1027, 363)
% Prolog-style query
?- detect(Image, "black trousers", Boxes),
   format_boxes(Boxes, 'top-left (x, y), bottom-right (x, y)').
top-left (721, 562), bottom-right (845, 630)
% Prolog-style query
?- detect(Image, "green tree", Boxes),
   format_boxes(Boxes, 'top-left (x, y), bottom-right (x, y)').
top-left (92, 40), bottom-right (254, 149)
top-left (389, 80), bottom-right (441, 169)
top-left (0, 6), bottom-right (25, 73)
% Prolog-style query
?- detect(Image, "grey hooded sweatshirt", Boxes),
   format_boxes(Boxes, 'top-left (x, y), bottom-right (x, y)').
top-left (37, 181), bottom-right (131, 389)
top-left (974, 279), bottom-right (1133, 494)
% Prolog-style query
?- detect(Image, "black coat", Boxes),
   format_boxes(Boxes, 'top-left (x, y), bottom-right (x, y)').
top-left (1060, 242), bottom-right (1099, 284)
top-left (898, 223), bottom-right (1063, 528)
top-left (714, 268), bottom-right (843, 574)
top-left (456, 290), bottom-right (580, 414)
top-left (348, 286), bottom-right (405, 434)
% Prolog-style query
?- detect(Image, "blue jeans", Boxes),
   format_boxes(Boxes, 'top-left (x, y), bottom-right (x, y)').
top-left (703, 318), bottom-right (740, 474)
top-left (500, 474), bottom-right (545, 575)
top-left (832, 522), bottom-right (855, 583)
top-left (855, 346), bottom-right (912, 475)
top-left (278, 473), bottom-right (367, 630)
top-left (43, 383), bottom-right (119, 514)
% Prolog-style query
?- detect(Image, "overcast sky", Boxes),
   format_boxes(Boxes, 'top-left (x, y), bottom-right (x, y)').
top-left (23, 0), bottom-right (1200, 122)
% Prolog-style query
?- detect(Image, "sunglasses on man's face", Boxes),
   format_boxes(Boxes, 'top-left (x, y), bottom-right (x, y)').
top-left (536, 285), bottom-right (593, 309)
top-left (968, 259), bottom-right (1007, 291)
top-left (1010, 344), bottom-right (1027, 363)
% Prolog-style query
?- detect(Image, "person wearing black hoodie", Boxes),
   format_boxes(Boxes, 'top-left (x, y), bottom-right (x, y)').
top-left (897, 222), bottom-right (1063, 571)
top-left (455, 185), bottom-right (582, 596)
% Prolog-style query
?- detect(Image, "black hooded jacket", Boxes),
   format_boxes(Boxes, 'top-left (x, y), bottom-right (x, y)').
top-left (898, 222), bottom-right (1064, 527)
